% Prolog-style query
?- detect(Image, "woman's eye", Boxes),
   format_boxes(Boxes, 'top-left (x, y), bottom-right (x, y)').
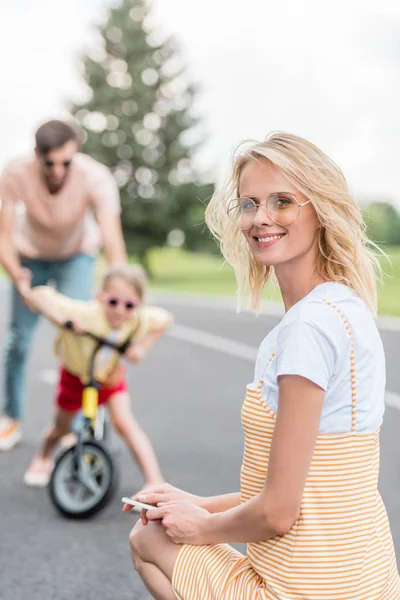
top-left (240, 199), bottom-right (256, 211)
top-left (276, 196), bottom-right (293, 207)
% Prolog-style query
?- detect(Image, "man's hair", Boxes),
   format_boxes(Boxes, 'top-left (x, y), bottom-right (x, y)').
top-left (35, 120), bottom-right (81, 155)
top-left (102, 265), bottom-right (148, 301)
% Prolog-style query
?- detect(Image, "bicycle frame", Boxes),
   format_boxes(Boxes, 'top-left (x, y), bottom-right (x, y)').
top-left (67, 329), bottom-right (131, 471)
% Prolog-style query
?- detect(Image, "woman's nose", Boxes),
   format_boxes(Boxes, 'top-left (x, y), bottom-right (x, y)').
top-left (252, 203), bottom-right (275, 228)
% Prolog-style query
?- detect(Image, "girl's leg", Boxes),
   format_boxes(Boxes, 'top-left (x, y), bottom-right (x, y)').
top-left (40, 408), bottom-right (76, 458)
top-left (129, 519), bottom-right (180, 600)
top-left (24, 409), bottom-right (75, 487)
top-left (107, 392), bottom-right (164, 487)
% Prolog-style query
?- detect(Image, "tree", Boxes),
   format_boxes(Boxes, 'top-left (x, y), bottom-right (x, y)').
top-left (363, 201), bottom-right (400, 246)
top-left (71, 0), bottom-right (212, 270)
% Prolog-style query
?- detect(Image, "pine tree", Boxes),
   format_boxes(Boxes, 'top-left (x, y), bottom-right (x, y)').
top-left (71, 0), bottom-right (215, 269)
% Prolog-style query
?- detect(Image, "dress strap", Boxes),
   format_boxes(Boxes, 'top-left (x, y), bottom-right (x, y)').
top-left (321, 298), bottom-right (357, 431)
top-left (256, 353), bottom-right (275, 392)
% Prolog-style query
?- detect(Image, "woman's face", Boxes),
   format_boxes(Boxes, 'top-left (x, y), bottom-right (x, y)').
top-left (238, 159), bottom-right (320, 268)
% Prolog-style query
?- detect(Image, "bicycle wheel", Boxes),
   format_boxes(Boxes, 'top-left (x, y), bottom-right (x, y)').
top-left (48, 440), bottom-right (118, 519)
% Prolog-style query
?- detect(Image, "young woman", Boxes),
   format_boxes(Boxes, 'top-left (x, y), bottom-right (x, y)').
top-left (124, 133), bottom-right (399, 599)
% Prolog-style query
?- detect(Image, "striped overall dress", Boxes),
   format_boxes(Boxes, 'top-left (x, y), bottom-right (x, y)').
top-left (173, 301), bottom-right (400, 599)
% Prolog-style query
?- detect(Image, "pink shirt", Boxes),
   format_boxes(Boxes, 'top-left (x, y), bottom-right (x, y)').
top-left (0, 153), bottom-right (121, 260)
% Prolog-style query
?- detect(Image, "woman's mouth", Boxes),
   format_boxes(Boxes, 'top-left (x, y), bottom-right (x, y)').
top-left (254, 234), bottom-right (286, 248)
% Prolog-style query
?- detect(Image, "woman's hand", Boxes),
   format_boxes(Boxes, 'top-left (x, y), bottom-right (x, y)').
top-left (123, 482), bottom-right (202, 512)
top-left (146, 501), bottom-right (213, 545)
top-left (122, 482), bottom-right (205, 526)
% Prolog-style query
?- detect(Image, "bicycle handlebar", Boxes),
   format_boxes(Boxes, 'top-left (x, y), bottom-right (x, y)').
top-left (63, 320), bottom-right (132, 354)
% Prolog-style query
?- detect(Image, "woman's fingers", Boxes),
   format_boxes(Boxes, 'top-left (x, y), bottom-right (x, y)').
top-left (140, 508), bottom-right (149, 525)
top-left (145, 506), bottom-right (165, 521)
top-left (137, 492), bottom-right (170, 505)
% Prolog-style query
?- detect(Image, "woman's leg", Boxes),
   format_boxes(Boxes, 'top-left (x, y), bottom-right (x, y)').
top-left (108, 392), bottom-right (164, 486)
top-left (129, 519), bottom-right (180, 600)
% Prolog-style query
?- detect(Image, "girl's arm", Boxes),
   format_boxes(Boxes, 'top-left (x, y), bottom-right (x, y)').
top-left (23, 288), bottom-right (69, 328)
top-left (124, 316), bottom-right (174, 364)
top-left (147, 374), bottom-right (324, 544)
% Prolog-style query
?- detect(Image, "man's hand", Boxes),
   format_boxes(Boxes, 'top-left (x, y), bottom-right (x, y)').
top-left (15, 268), bottom-right (34, 307)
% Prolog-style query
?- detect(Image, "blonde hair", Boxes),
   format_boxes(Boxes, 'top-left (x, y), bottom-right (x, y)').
top-left (205, 132), bottom-right (381, 313)
top-left (102, 264), bottom-right (148, 301)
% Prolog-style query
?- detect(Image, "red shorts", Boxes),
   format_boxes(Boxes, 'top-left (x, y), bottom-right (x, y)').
top-left (56, 368), bottom-right (128, 413)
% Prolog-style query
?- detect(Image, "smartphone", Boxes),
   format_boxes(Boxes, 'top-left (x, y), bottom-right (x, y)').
top-left (122, 496), bottom-right (156, 511)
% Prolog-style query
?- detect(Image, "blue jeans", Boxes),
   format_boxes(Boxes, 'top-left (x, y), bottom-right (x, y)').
top-left (3, 253), bottom-right (95, 420)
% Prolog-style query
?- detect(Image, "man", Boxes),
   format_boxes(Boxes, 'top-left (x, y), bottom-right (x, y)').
top-left (0, 119), bottom-right (127, 450)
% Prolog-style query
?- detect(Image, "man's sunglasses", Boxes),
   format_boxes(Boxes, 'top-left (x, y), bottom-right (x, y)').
top-left (105, 296), bottom-right (137, 311)
top-left (44, 160), bottom-right (72, 168)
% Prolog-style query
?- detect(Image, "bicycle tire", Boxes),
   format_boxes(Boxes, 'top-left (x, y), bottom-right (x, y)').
top-left (48, 440), bottom-right (118, 519)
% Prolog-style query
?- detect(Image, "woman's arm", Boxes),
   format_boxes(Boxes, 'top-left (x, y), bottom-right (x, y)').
top-left (200, 493), bottom-right (241, 513)
top-left (133, 487), bottom-right (241, 514)
top-left (147, 374), bottom-right (324, 545)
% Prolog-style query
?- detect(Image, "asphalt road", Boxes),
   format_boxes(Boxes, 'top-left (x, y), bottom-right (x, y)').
top-left (0, 289), bottom-right (399, 600)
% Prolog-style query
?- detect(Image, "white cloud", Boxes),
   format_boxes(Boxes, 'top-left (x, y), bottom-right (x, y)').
top-left (0, 0), bottom-right (400, 206)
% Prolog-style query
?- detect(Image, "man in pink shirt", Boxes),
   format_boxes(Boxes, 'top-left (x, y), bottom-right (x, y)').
top-left (0, 120), bottom-right (127, 450)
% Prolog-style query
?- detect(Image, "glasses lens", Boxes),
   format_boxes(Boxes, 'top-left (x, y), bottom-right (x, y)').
top-left (267, 193), bottom-right (299, 226)
top-left (227, 198), bottom-right (256, 230)
top-left (108, 298), bottom-right (118, 307)
top-left (125, 302), bottom-right (135, 310)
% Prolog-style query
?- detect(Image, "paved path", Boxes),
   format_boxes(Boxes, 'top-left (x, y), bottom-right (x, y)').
top-left (0, 290), bottom-right (399, 599)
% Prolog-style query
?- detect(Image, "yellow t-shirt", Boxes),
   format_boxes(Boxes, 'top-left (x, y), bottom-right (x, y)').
top-left (32, 286), bottom-right (171, 384)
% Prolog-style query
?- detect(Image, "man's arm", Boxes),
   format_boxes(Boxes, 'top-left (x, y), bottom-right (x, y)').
top-left (87, 160), bottom-right (127, 265)
top-left (96, 210), bottom-right (127, 265)
top-left (0, 196), bottom-right (26, 288)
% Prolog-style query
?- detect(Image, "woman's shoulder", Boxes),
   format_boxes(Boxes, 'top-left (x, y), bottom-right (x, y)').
top-left (282, 282), bottom-right (370, 330)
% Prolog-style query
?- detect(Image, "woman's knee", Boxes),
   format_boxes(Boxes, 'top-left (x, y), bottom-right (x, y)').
top-left (129, 521), bottom-right (164, 565)
top-left (129, 521), bottom-right (147, 569)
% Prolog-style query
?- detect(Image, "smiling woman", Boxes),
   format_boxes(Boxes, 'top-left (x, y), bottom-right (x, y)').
top-left (126, 132), bottom-right (399, 600)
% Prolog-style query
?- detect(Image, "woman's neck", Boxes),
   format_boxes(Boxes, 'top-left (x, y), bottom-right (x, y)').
top-left (275, 251), bottom-right (327, 312)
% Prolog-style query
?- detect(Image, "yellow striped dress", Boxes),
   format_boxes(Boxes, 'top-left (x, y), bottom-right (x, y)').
top-left (172, 301), bottom-right (400, 599)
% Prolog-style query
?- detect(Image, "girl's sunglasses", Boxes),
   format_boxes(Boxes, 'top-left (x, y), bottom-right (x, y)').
top-left (104, 296), bottom-right (137, 311)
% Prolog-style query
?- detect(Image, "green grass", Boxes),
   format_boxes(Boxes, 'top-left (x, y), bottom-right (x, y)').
top-left (377, 246), bottom-right (400, 316)
top-left (138, 246), bottom-right (400, 316)
top-left (142, 247), bottom-right (281, 303)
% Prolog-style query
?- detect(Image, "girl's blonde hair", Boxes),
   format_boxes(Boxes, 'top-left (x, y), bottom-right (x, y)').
top-left (205, 132), bottom-right (381, 313)
top-left (102, 264), bottom-right (148, 301)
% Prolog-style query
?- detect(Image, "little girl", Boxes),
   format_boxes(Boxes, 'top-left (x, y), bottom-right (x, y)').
top-left (21, 264), bottom-right (173, 488)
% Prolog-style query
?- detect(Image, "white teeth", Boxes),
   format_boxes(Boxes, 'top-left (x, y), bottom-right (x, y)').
top-left (257, 235), bottom-right (283, 242)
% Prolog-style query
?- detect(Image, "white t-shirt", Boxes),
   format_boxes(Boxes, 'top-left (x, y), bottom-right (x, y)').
top-left (252, 282), bottom-right (385, 433)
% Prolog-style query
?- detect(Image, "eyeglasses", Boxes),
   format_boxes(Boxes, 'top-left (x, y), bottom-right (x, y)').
top-left (44, 160), bottom-right (72, 169)
top-left (227, 193), bottom-right (311, 230)
top-left (104, 296), bottom-right (137, 311)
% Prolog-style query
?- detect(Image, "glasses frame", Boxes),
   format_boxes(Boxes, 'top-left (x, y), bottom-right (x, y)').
top-left (227, 192), bottom-right (311, 230)
top-left (103, 294), bottom-right (137, 311)
top-left (43, 160), bottom-right (72, 169)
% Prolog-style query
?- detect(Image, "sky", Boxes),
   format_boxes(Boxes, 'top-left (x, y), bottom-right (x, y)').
top-left (1, 0), bottom-right (400, 206)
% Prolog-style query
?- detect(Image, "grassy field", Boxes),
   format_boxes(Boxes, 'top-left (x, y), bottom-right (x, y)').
top-left (142, 245), bottom-right (400, 316)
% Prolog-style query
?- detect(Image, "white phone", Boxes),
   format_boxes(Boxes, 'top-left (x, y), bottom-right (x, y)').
top-left (122, 496), bottom-right (156, 511)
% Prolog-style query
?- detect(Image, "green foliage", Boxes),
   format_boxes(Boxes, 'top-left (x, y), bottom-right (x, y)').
top-left (363, 201), bottom-right (400, 245)
top-left (70, 0), bottom-right (213, 265)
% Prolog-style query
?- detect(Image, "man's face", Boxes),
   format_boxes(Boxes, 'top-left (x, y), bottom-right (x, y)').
top-left (36, 140), bottom-right (78, 192)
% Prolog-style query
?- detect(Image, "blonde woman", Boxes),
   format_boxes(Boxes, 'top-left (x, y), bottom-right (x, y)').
top-left (124, 133), bottom-right (399, 599)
